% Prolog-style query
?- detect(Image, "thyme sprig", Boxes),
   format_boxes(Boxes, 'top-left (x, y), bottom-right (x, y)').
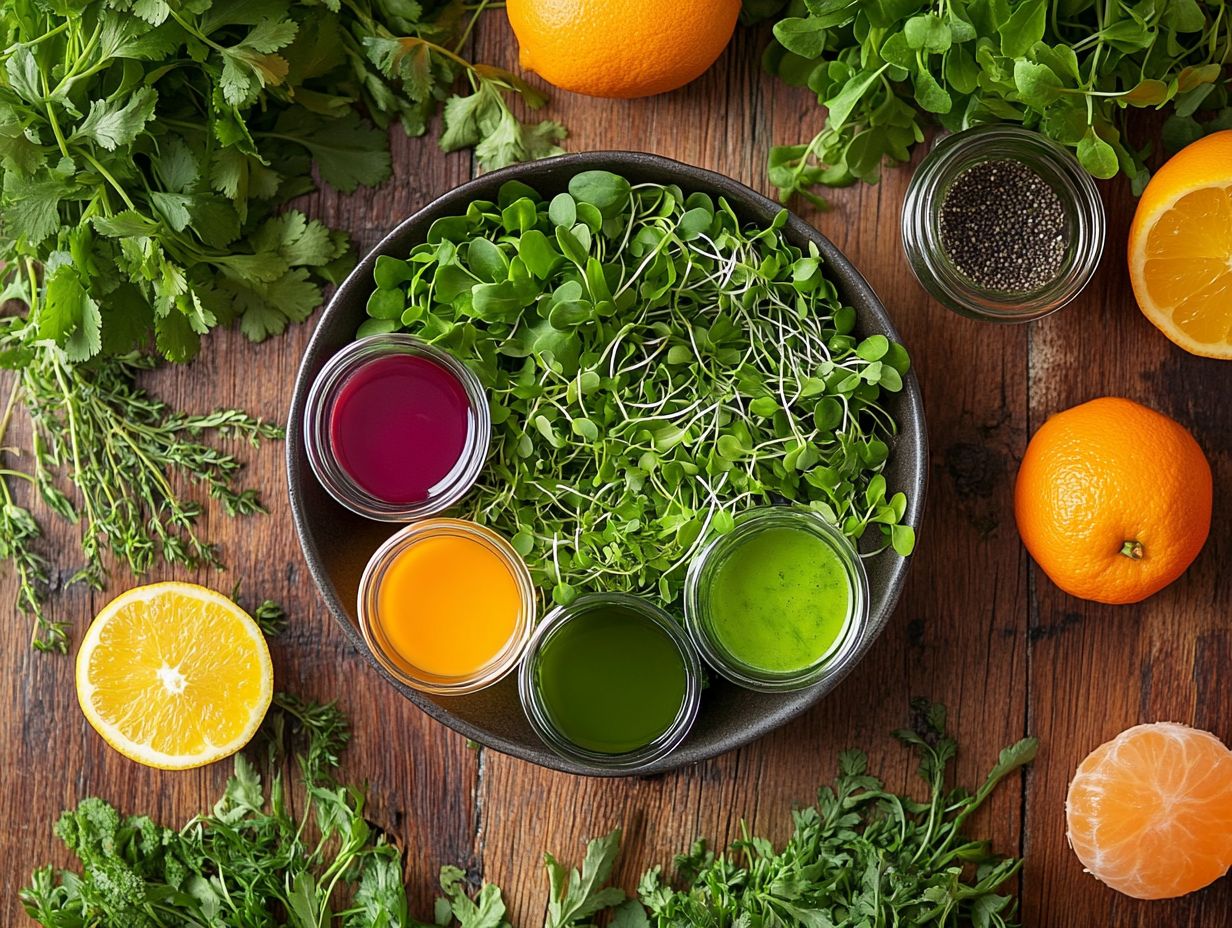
top-left (0, 318), bottom-right (280, 651)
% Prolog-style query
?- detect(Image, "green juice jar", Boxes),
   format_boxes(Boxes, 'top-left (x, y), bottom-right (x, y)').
top-left (684, 506), bottom-right (868, 692)
top-left (518, 593), bottom-right (702, 771)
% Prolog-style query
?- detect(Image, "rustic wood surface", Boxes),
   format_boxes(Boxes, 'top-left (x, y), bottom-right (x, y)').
top-left (2, 16), bottom-right (1229, 927)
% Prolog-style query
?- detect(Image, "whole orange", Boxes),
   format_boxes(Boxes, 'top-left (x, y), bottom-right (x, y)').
top-left (506, 0), bottom-right (741, 99)
top-left (1013, 397), bottom-right (1211, 604)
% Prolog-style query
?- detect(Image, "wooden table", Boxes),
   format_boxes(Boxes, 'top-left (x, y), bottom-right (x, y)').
top-left (3, 18), bottom-right (1229, 928)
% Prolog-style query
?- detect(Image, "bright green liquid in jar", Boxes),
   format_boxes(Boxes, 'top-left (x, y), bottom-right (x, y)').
top-left (709, 525), bottom-right (853, 673)
top-left (535, 602), bottom-right (687, 755)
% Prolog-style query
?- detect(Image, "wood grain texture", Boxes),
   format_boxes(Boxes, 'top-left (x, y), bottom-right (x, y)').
top-left (1, 14), bottom-right (1228, 927)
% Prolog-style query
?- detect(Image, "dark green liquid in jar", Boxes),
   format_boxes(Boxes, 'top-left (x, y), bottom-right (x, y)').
top-left (534, 602), bottom-right (687, 755)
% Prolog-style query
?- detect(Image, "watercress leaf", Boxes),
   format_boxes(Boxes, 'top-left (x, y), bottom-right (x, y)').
top-left (366, 288), bottom-right (406, 320)
top-left (856, 334), bottom-right (889, 361)
top-left (1013, 60), bottom-right (1062, 108)
top-left (824, 65), bottom-right (890, 131)
top-left (1121, 79), bottom-right (1170, 107)
top-left (904, 14), bottom-right (951, 52)
top-left (913, 68), bottom-right (952, 114)
top-left (998, 0), bottom-right (1046, 58)
top-left (467, 238), bottom-right (509, 283)
top-left (1076, 127), bottom-right (1118, 178)
top-left (549, 193), bottom-right (577, 228)
top-left (374, 255), bottom-right (415, 289)
top-left (773, 17), bottom-right (830, 58)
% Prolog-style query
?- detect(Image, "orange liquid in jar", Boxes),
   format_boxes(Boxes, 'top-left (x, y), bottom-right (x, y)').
top-left (375, 533), bottom-right (520, 678)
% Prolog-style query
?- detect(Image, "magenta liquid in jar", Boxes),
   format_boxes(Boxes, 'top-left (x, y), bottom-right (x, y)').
top-left (303, 334), bottom-right (491, 521)
top-left (329, 354), bottom-right (471, 504)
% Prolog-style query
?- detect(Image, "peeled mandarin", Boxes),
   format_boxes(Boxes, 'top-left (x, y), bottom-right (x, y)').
top-left (1066, 722), bottom-right (1232, 899)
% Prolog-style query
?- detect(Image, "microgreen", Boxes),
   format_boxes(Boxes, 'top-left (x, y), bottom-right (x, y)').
top-left (364, 171), bottom-right (915, 608)
top-left (754, 0), bottom-right (1232, 203)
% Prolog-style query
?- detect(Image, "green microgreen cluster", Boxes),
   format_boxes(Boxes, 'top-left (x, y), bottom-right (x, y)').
top-left (750, 0), bottom-right (1232, 204)
top-left (23, 700), bottom-right (1035, 927)
top-left (361, 171), bottom-right (915, 608)
top-left (638, 701), bottom-right (1038, 927)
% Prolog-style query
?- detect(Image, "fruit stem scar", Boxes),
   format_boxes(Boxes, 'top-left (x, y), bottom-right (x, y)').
top-left (1120, 540), bottom-right (1144, 559)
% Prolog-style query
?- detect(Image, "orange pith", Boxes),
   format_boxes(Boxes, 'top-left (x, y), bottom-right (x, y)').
top-left (506, 0), bottom-right (741, 99)
top-left (1013, 397), bottom-right (1211, 604)
top-left (1066, 723), bottom-right (1232, 900)
top-left (1128, 130), bottom-right (1232, 358)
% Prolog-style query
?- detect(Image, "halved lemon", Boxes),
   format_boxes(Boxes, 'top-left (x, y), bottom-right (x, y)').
top-left (1128, 130), bottom-right (1232, 359)
top-left (76, 582), bottom-right (273, 769)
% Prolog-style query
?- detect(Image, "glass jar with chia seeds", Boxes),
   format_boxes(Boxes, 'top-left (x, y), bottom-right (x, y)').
top-left (901, 125), bottom-right (1105, 323)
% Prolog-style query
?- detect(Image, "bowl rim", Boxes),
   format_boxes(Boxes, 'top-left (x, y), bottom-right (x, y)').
top-left (286, 150), bottom-right (929, 777)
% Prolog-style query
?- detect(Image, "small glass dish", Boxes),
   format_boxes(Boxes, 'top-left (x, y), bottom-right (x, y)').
top-left (683, 506), bottom-right (868, 693)
top-left (303, 333), bottom-right (490, 521)
top-left (358, 519), bottom-right (537, 695)
top-left (518, 593), bottom-right (703, 772)
top-left (901, 125), bottom-right (1105, 323)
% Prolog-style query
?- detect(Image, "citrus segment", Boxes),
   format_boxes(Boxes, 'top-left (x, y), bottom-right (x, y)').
top-left (507, 0), bottom-right (741, 99)
top-left (76, 582), bottom-right (273, 769)
top-left (1066, 723), bottom-right (1232, 899)
top-left (1128, 130), bottom-right (1232, 358)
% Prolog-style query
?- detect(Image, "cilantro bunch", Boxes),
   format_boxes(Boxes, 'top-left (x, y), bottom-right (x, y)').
top-left (363, 171), bottom-right (915, 608)
top-left (0, 0), bottom-right (563, 361)
top-left (753, 0), bottom-right (1232, 204)
top-left (0, 0), bottom-right (565, 648)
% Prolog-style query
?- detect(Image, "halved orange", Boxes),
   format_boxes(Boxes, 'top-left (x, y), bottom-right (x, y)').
top-left (1128, 130), bottom-right (1232, 358)
top-left (1066, 722), bottom-right (1232, 899)
top-left (76, 582), bottom-right (273, 769)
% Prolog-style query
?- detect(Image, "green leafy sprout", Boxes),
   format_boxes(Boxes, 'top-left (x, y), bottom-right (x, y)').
top-left (361, 170), bottom-right (916, 608)
top-left (753, 0), bottom-right (1232, 204)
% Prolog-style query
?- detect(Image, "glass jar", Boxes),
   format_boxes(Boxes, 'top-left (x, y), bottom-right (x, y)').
top-left (518, 593), bottom-right (702, 772)
top-left (358, 519), bottom-right (537, 695)
top-left (901, 125), bottom-right (1105, 322)
top-left (303, 334), bottom-right (490, 521)
top-left (684, 506), bottom-right (868, 693)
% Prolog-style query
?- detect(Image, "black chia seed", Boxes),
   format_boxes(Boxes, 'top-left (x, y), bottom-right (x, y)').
top-left (938, 159), bottom-right (1068, 293)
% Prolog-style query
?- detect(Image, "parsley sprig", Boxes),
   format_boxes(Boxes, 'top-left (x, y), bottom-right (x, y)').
top-left (754, 0), bottom-right (1232, 204)
top-left (365, 171), bottom-right (915, 608)
top-left (638, 701), bottom-right (1038, 927)
top-left (23, 700), bottom-right (1035, 927)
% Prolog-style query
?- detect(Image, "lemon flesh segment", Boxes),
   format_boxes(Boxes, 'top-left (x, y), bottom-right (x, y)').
top-left (76, 583), bottom-right (273, 769)
top-left (1140, 184), bottom-right (1232, 348)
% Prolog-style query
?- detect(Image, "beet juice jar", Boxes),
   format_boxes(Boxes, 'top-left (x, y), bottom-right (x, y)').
top-left (303, 334), bottom-right (490, 520)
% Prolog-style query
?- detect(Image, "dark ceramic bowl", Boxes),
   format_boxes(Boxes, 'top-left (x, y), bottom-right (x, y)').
top-left (287, 152), bottom-right (928, 777)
